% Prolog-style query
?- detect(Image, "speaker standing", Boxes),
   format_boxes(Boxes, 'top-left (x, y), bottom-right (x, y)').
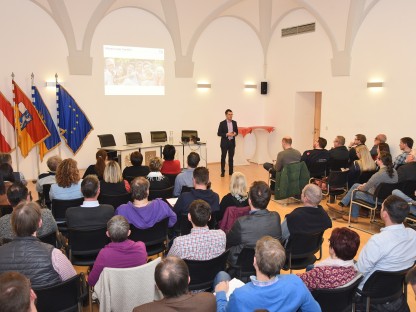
top-left (217, 109), bottom-right (238, 177)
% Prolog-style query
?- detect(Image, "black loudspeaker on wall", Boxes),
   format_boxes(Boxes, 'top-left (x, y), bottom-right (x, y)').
top-left (261, 81), bottom-right (268, 94)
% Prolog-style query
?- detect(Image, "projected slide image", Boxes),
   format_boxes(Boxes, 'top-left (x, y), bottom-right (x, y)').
top-left (104, 45), bottom-right (165, 95)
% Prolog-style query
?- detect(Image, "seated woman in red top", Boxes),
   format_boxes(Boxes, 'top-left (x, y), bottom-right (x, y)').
top-left (100, 161), bottom-right (130, 195)
top-left (161, 144), bottom-right (181, 175)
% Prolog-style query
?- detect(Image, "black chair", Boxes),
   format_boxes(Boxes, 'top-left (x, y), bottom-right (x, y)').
top-left (51, 198), bottom-right (84, 234)
top-left (148, 186), bottom-right (174, 200)
top-left (0, 205), bottom-right (12, 217)
top-left (42, 184), bottom-right (52, 209)
top-left (356, 267), bottom-right (412, 312)
top-left (184, 250), bottom-right (229, 291)
top-left (129, 218), bottom-right (169, 256)
top-left (312, 274), bottom-right (363, 312)
top-left (34, 273), bottom-right (86, 312)
top-left (67, 227), bottom-right (109, 266)
top-left (283, 231), bottom-right (324, 273)
top-left (328, 158), bottom-right (349, 172)
top-left (164, 173), bottom-right (178, 186)
top-left (181, 186), bottom-right (194, 194)
top-left (97, 134), bottom-right (117, 160)
top-left (311, 170), bottom-right (348, 203)
top-left (358, 170), bottom-right (377, 184)
top-left (308, 159), bottom-right (328, 179)
top-left (124, 175), bottom-right (137, 184)
top-left (125, 131), bottom-right (143, 144)
top-left (98, 193), bottom-right (131, 209)
top-left (150, 131), bottom-right (167, 143)
top-left (230, 247), bottom-right (256, 282)
top-left (38, 231), bottom-right (57, 247)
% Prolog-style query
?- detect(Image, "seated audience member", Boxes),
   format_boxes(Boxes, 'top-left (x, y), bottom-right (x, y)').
top-left (377, 142), bottom-right (390, 157)
top-left (83, 149), bottom-right (107, 180)
top-left (299, 227), bottom-right (360, 290)
top-left (116, 177), bottom-right (177, 229)
top-left (168, 199), bottom-right (226, 260)
top-left (0, 183), bottom-right (57, 242)
top-left (49, 158), bottom-right (83, 200)
top-left (301, 137), bottom-right (330, 177)
top-left (281, 184), bottom-right (332, 244)
top-left (0, 271), bottom-right (37, 312)
top-left (215, 236), bottom-right (320, 312)
top-left (100, 160), bottom-right (130, 195)
top-left (173, 152), bottom-right (200, 197)
top-left (122, 151), bottom-right (150, 180)
top-left (347, 144), bottom-right (377, 187)
top-left (0, 163), bottom-right (14, 205)
top-left (394, 136), bottom-right (413, 169)
top-left (227, 181), bottom-right (282, 266)
top-left (0, 202), bottom-right (76, 288)
top-left (370, 133), bottom-right (387, 160)
top-left (328, 135), bottom-right (349, 171)
top-left (36, 155), bottom-right (62, 199)
top-left (356, 195), bottom-right (416, 290)
top-left (65, 175), bottom-right (114, 230)
top-left (348, 134), bottom-right (366, 164)
top-left (133, 256), bottom-right (216, 312)
top-left (263, 136), bottom-right (301, 176)
top-left (146, 157), bottom-right (171, 190)
top-left (161, 144), bottom-right (181, 175)
top-left (88, 215), bottom-right (147, 287)
top-left (174, 167), bottom-right (220, 217)
top-left (406, 266), bottom-right (416, 297)
top-left (219, 172), bottom-right (248, 220)
top-left (0, 153), bottom-right (26, 185)
top-left (392, 151), bottom-right (416, 214)
top-left (328, 152), bottom-right (398, 223)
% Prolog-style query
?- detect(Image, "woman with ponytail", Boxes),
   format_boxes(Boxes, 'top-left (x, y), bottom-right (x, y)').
top-left (83, 149), bottom-right (108, 180)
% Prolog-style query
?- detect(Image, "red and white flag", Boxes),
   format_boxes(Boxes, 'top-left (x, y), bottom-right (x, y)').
top-left (0, 92), bottom-right (15, 153)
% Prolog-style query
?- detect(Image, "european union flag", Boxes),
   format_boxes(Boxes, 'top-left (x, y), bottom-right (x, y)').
top-left (57, 84), bottom-right (93, 155)
top-left (32, 86), bottom-right (61, 161)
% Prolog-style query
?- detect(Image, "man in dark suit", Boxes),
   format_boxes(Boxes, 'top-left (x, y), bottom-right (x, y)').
top-left (217, 109), bottom-right (238, 177)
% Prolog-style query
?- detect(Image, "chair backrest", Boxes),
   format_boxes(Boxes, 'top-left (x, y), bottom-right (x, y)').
top-left (164, 173), bottom-right (178, 186)
top-left (285, 231), bottom-right (324, 270)
top-left (374, 183), bottom-right (399, 202)
top-left (51, 198), bottom-right (84, 222)
top-left (181, 185), bottom-right (194, 194)
top-left (275, 161), bottom-right (310, 200)
top-left (68, 226), bottom-right (109, 261)
top-left (42, 184), bottom-right (52, 208)
top-left (328, 158), bottom-right (349, 172)
top-left (94, 258), bottom-right (162, 312)
top-left (0, 205), bottom-right (12, 217)
top-left (185, 250), bottom-right (230, 291)
top-left (148, 186), bottom-right (174, 200)
top-left (38, 231), bottom-right (57, 247)
top-left (234, 247), bottom-right (256, 280)
top-left (326, 170), bottom-right (349, 189)
top-left (125, 132), bottom-right (143, 144)
top-left (219, 206), bottom-right (250, 233)
top-left (34, 273), bottom-right (85, 312)
top-left (97, 134), bottom-right (116, 147)
top-left (150, 131), bottom-right (167, 143)
top-left (129, 218), bottom-right (169, 256)
top-left (312, 274), bottom-right (363, 312)
top-left (401, 180), bottom-right (416, 198)
top-left (358, 170), bottom-right (377, 184)
top-left (308, 159), bottom-right (328, 178)
top-left (98, 193), bottom-right (131, 209)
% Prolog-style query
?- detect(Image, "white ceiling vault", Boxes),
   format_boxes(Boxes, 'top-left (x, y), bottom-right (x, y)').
top-left (31, 0), bottom-right (380, 77)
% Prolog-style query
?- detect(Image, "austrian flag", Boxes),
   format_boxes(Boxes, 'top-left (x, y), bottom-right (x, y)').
top-left (0, 92), bottom-right (15, 153)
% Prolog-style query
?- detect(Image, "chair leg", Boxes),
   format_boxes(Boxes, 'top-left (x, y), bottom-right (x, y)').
top-left (366, 297), bottom-right (370, 312)
top-left (89, 286), bottom-right (93, 312)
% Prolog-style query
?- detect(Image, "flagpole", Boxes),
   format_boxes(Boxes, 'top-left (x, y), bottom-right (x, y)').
top-left (32, 73), bottom-right (41, 178)
top-left (11, 72), bottom-right (20, 172)
top-left (55, 73), bottom-right (62, 158)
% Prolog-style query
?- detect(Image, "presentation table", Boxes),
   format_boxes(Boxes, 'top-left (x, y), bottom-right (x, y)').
top-left (249, 126), bottom-right (275, 165)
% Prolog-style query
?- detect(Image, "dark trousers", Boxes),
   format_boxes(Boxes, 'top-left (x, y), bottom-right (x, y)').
top-left (221, 141), bottom-right (235, 174)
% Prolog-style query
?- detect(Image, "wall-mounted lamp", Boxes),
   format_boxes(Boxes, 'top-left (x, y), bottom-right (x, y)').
top-left (244, 84), bottom-right (257, 89)
top-left (197, 83), bottom-right (211, 89)
top-left (367, 82), bottom-right (383, 88)
top-left (45, 81), bottom-right (56, 87)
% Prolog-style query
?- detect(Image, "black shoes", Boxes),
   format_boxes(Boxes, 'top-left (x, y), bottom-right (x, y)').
top-left (221, 173), bottom-right (225, 177)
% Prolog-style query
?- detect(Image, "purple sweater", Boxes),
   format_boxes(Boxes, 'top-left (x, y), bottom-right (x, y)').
top-left (88, 239), bottom-right (147, 286)
top-left (115, 199), bottom-right (177, 229)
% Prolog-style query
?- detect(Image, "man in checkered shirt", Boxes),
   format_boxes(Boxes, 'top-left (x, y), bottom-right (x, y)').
top-left (394, 137), bottom-right (413, 169)
top-left (168, 199), bottom-right (226, 260)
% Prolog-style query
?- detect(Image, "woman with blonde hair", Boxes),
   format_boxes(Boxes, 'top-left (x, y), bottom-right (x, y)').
top-left (146, 157), bottom-right (171, 190)
top-left (49, 158), bottom-right (82, 200)
top-left (100, 161), bottom-right (130, 195)
top-left (83, 149), bottom-right (107, 180)
top-left (219, 172), bottom-right (249, 220)
top-left (348, 144), bottom-right (376, 186)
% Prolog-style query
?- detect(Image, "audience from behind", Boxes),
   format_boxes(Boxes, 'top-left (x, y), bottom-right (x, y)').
top-left (0, 163), bottom-right (15, 205)
top-left (227, 181), bottom-right (282, 267)
top-left (328, 136), bottom-right (349, 171)
top-left (122, 151), bottom-right (150, 181)
top-left (0, 201), bottom-right (76, 288)
top-left (168, 199), bottom-right (225, 260)
top-left (83, 149), bottom-right (107, 180)
top-left (115, 177), bottom-right (177, 229)
top-left (161, 144), bottom-right (181, 175)
top-left (406, 267), bottom-right (416, 297)
top-left (49, 158), bottom-right (82, 200)
top-left (65, 175), bottom-right (114, 230)
top-left (370, 134), bottom-right (388, 160)
top-left (0, 183), bottom-right (57, 242)
top-left (133, 256), bottom-right (216, 312)
top-left (356, 195), bottom-right (416, 290)
top-left (146, 157), bottom-right (171, 190)
top-left (300, 137), bottom-right (330, 177)
top-left (0, 152), bottom-right (26, 185)
top-left (215, 236), bottom-right (320, 312)
top-left (394, 137), bottom-right (413, 169)
top-left (348, 134), bottom-right (366, 164)
top-left (173, 152), bottom-right (200, 197)
top-left (0, 271), bottom-right (37, 312)
top-left (36, 155), bottom-right (62, 199)
top-left (329, 152), bottom-right (398, 223)
top-left (263, 136), bottom-right (301, 176)
top-left (219, 172), bottom-right (248, 220)
top-left (281, 184), bottom-right (332, 245)
top-left (173, 167), bottom-right (220, 219)
top-left (299, 227), bottom-right (360, 290)
top-left (100, 160), bottom-right (130, 195)
top-left (88, 215), bottom-right (147, 286)
top-left (347, 144), bottom-right (377, 187)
